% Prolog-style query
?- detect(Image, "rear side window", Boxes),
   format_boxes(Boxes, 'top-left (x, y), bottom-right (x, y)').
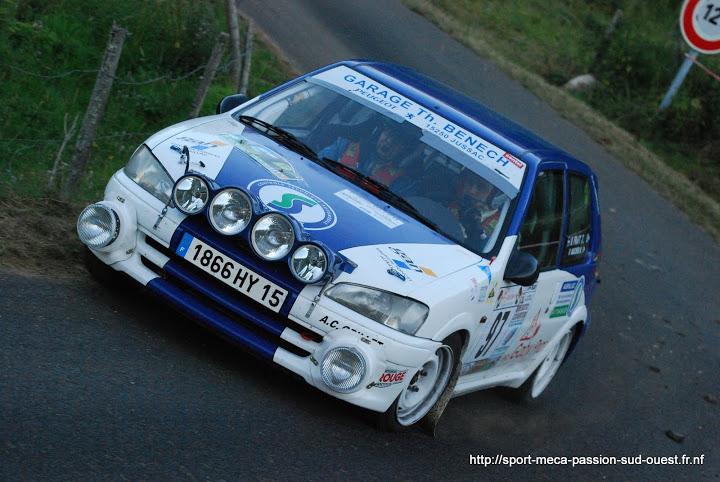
top-left (519, 170), bottom-right (565, 270)
top-left (561, 173), bottom-right (593, 266)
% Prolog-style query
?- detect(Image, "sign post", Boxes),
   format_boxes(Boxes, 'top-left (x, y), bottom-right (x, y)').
top-left (659, 0), bottom-right (720, 110)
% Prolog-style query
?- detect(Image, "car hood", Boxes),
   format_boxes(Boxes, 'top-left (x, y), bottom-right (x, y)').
top-left (151, 117), bottom-right (483, 293)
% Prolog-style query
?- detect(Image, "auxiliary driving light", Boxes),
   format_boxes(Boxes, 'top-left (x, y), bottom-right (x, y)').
top-left (251, 213), bottom-right (294, 260)
top-left (209, 188), bottom-right (252, 235)
top-left (320, 347), bottom-right (367, 393)
top-left (173, 175), bottom-right (209, 214)
top-left (290, 244), bottom-right (328, 283)
top-left (77, 203), bottom-right (120, 249)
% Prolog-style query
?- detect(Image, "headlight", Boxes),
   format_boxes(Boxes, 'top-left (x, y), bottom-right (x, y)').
top-left (124, 145), bottom-right (173, 204)
top-left (251, 213), bottom-right (295, 260)
top-left (290, 244), bottom-right (328, 283)
top-left (209, 188), bottom-right (252, 235)
top-left (325, 284), bottom-right (429, 335)
top-left (173, 175), bottom-right (210, 214)
top-left (321, 347), bottom-right (366, 392)
top-left (77, 203), bottom-right (120, 248)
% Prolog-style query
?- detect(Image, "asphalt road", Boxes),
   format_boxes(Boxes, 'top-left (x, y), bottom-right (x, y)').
top-left (2, 1), bottom-right (719, 479)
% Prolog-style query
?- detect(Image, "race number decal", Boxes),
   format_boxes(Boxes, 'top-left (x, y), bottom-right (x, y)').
top-left (475, 310), bottom-right (511, 358)
top-left (469, 283), bottom-right (538, 368)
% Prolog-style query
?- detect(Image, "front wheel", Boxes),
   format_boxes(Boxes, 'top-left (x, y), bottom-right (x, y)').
top-left (376, 334), bottom-right (462, 431)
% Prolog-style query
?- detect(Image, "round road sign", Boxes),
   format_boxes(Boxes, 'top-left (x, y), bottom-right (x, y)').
top-left (681, 0), bottom-right (720, 54)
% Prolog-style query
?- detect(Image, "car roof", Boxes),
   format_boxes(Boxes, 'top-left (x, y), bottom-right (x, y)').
top-left (302, 60), bottom-right (592, 174)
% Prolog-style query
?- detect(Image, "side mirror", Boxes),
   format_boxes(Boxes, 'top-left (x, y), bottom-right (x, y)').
top-left (216, 94), bottom-right (248, 114)
top-left (504, 249), bottom-right (539, 286)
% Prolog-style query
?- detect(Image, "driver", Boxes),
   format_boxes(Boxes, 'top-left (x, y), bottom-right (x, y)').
top-left (319, 121), bottom-right (417, 186)
top-left (449, 174), bottom-right (506, 246)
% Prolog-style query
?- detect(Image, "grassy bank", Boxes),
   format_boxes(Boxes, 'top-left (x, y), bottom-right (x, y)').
top-left (0, 0), bottom-right (294, 275)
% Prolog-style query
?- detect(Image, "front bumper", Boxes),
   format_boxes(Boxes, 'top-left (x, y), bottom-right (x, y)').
top-left (81, 170), bottom-right (440, 413)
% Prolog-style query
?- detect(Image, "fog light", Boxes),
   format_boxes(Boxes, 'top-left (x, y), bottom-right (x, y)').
top-left (321, 347), bottom-right (366, 393)
top-left (77, 203), bottom-right (120, 249)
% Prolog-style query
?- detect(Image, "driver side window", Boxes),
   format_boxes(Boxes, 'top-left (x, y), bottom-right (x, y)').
top-left (519, 170), bottom-right (565, 270)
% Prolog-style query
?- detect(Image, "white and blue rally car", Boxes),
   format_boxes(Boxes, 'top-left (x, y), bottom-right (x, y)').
top-left (77, 60), bottom-right (601, 431)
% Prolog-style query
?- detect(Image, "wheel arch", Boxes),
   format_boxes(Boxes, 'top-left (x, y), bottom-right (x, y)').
top-left (562, 318), bottom-right (585, 364)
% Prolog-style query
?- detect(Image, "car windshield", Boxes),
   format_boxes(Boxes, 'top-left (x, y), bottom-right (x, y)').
top-left (238, 66), bottom-right (526, 254)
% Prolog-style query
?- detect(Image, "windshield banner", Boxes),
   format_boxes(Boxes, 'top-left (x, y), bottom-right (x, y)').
top-left (310, 66), bottom-right (526, 196)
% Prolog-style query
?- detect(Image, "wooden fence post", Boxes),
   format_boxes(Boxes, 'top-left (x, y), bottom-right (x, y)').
top-left (61, 24), bottom-right (128, 200)
top-left (226, 0), bottom-right (242, 92)
top-left (239, 18), bottom-right (254, 96)
top-left (187, 32), bottom-right (229, 119)
top-left (48, 113), bottom-right (79, 189)
top-left (590, 9), bottom-right (623, 72)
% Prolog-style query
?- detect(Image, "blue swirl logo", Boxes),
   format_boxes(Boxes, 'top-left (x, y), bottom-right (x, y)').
top-left (249, 179), bottom-right (336, 230)
top-left (268, 193), bottom-right (318, 214)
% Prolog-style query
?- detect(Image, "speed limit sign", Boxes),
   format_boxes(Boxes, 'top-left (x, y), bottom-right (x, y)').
top-left (681, 0), bottom-right (720, 54)
top-left (660, 0), bottom-right (720, 109)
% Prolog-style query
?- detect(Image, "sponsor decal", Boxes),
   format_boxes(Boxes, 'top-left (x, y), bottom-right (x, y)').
top-left (470, 265), bottom-right (492, 301)
top-left (248, 179), bottom-right (336, 230)
top-left (173, 136), bottom-right (230, 160)
top-left (334, 189), bottom-right (404, 228)
top-left (500, 321), bottom-right (523, 348)
top-left (485, 281), bottom-right (499, 303)
top-left (499, 338), bottom-right (549, 363)
top-left (550, 277), bottom-right (584, 319)
top-left (503, 152), bottom-right (524, 169)
top-left (565, 232), bottom-right (590, 258)
top-left (568, 276), bottom-right (585, 316)
top-left (377, 246), bottom-right (437, 280)
top-left (519, 310), bottom-right (542, 341)
top-left (221, 134), bottom-right (302, 180)
top-left (311, 66), bottom-right (526, 195)
top-left (375, 369), bottom-right (408, 388)
top-left (495, 283), bottom-right (536, 311)
top-left (390, 248), bottom-right (437, 277)
top-left (387, 268), bottom-right (406, 282)
top-left (470, 277), bottom-right (488, 302)
top-left (462, 358), bottom-right (491, 375)
top-left (479, 265), bottom-right (492, 283)
top-left (318, 315), bottom-right (384, 346)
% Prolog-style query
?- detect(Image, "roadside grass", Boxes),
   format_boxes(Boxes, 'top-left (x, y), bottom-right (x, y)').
top-left (403, 0), bottom-right (720, 243)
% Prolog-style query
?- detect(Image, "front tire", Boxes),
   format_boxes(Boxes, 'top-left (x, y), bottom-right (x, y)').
top-left (376, 334), bottom-right (462, 431)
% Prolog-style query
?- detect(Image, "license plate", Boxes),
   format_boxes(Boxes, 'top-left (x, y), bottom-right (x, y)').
top-left (175, 233), bottom-right (288, 312)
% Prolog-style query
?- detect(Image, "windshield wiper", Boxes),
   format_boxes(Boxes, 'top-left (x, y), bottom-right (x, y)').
top-left (316, 157), bottom-right (440, 231)
top-left (238, 115), bottom-right (319, 160)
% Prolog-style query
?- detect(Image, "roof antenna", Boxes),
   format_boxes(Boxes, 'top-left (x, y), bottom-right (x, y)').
top-left (182, 145), bottom-right (190, 173)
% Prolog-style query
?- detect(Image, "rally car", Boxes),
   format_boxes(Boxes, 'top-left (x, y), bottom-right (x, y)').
top-left (77, 60), bottom-right (601, 431)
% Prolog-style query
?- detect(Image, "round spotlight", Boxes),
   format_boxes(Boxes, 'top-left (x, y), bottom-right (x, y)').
top-left (173, 175), bottom-right (209, 214)
top-left (77, 203), bottom-right (120, 249)
top-left (251, 213), bottom-right (294, 260)
top-left (209, 189), bottom-right (252, 235)
top-left (321, 347), bottom-right (367, 393)
top-left (290, 244), bottom-right (328, 283)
